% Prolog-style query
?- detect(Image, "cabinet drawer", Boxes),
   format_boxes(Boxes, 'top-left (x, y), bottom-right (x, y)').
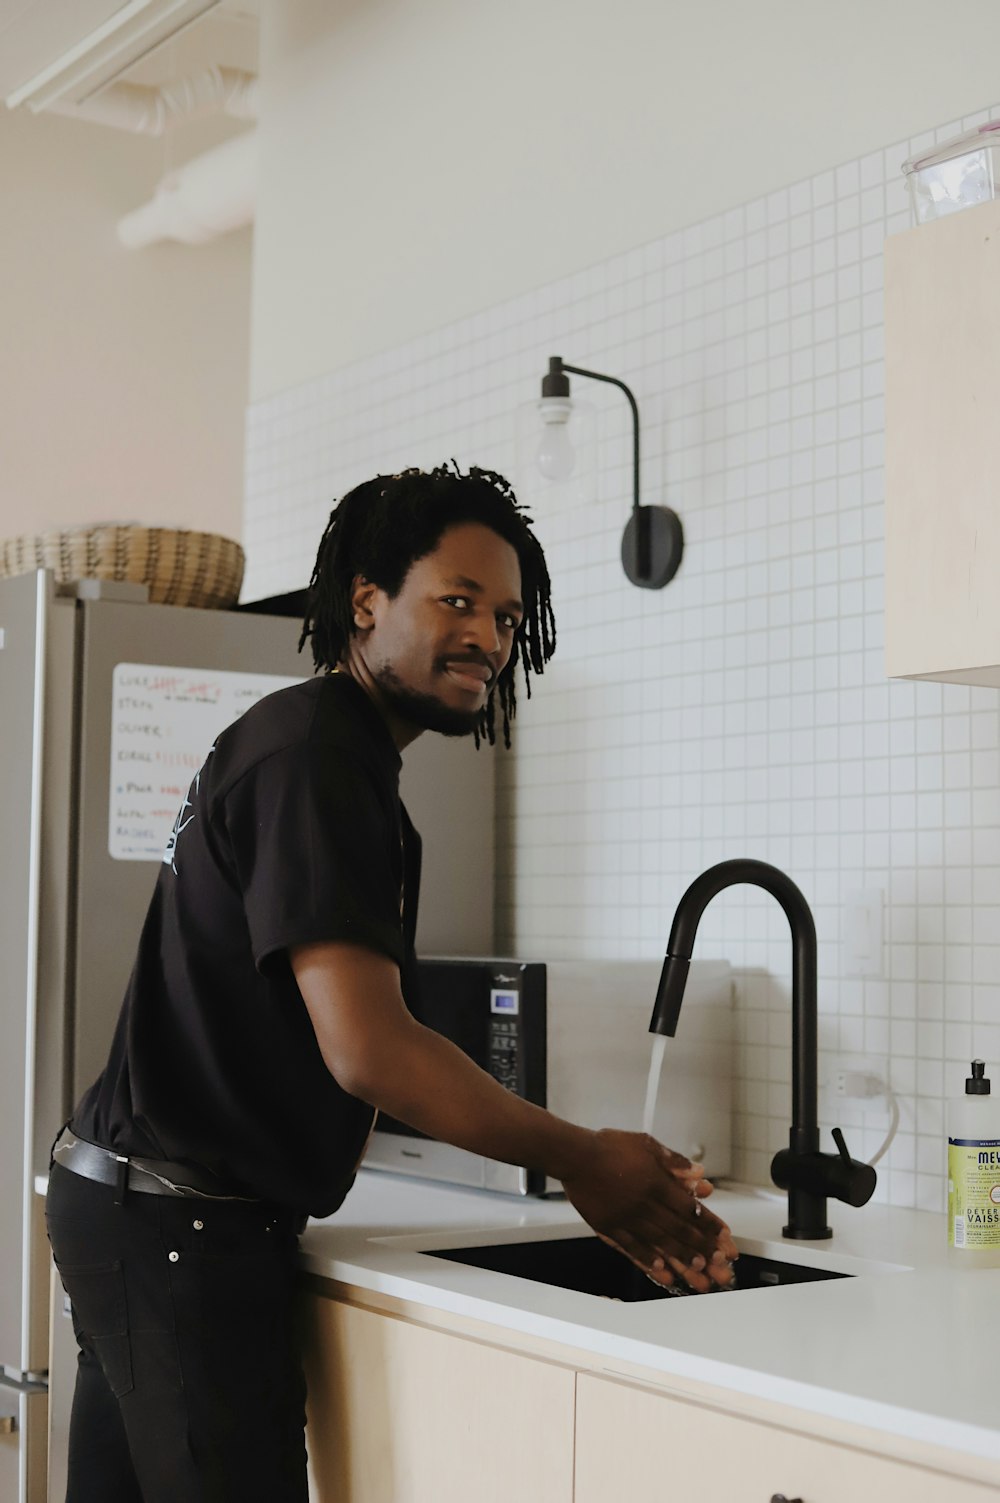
top-left (575, 1373), bottom-right (997, 1502)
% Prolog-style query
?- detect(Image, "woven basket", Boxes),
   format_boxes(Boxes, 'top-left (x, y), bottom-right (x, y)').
top-left (0, 525), bottom-right (245, 609)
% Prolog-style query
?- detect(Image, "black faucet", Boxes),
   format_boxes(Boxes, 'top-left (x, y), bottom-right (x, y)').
top-left (649, 858), bottom-right (876, 1239)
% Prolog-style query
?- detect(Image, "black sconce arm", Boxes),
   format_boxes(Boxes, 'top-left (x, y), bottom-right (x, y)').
top-left (553, 359), bottom-right (641, 514)
top-left (539, 353), bottom-right (683, 590)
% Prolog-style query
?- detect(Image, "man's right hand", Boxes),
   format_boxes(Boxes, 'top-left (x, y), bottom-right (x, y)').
top-left (560, 1129), bottom-right (738, 1292)
top-left (291, 942), bottom-right (738, 1293)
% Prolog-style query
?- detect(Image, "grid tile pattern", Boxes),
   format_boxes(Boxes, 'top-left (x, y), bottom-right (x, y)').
top-left (244, 104), bottom-right (1000, 1212)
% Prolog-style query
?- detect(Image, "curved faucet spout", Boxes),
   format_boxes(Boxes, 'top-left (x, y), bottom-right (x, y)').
top-left (651, 859), bottom-right (818, 1149)
top-left (649, 858), bottom-right (876, 1240)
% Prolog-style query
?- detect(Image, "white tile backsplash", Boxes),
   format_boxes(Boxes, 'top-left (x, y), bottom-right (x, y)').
top-left (244, 104), bottom-right (1000, 1214)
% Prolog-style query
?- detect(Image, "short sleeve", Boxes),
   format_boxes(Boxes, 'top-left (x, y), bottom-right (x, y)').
top-left (221, 740), bottom-right (406, 975)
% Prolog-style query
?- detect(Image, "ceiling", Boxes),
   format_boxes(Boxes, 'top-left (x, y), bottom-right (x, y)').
top-left (0, 0), bottom-right (258, 110)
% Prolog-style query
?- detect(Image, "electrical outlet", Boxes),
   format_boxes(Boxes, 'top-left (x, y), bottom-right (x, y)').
top-left (822, 1054), bottom-right (888, 1099)
top-left (836, 1069), bottom-right (883, 1098)
top-left (841, 887), bottom-right (884, 978)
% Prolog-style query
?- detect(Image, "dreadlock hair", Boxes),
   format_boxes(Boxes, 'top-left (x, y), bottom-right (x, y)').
top-left (299, 461), bottom-right (556, 748)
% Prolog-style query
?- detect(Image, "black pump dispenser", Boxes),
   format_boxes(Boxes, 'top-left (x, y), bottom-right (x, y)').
top-left (966, 1059), bottom-right (991, 1096)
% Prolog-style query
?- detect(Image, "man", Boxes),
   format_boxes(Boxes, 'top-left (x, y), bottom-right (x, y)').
top-left (46, 463), bottom-right (736, 1502)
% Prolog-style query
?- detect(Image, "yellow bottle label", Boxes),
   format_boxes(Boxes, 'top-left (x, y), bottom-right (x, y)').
top-left (948, 1138), bottom-right (1000, 1249)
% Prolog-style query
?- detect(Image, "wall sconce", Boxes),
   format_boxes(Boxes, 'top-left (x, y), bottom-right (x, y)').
top-left (522, 355), bottom-right (683, 590)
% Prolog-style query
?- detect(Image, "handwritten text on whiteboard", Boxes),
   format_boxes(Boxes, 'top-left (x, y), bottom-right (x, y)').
top-left (109, 662), bottom-right (305, 861)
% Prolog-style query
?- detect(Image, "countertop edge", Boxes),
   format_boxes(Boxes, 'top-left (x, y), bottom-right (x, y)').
top-left (297, 1245), bottom-right (1000, 1471)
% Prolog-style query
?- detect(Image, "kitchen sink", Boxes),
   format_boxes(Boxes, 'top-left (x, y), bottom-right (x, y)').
top-left (426, 1235), bottom-right (850, 1300)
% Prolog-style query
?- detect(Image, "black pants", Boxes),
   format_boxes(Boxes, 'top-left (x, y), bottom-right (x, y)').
top-left (45, 1162), bottom-right (309, 1503)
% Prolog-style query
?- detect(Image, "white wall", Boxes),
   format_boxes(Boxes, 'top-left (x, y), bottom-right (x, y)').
top-left (251, 0), bottom-right (1000, 398)
top-left (243, 2), bottom-right (1000, 1210)
top-left (242, 88), bottom-right (1000, 1214)
top-left (1, 106), bottom-right (252, 543)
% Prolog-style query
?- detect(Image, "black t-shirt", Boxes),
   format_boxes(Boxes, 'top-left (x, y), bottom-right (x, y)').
top-left (72, 673), bottom-right (422, 1217)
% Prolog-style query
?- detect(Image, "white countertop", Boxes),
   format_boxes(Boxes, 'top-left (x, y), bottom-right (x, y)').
top-left (301, 1170), bottom-right (1000, 1466)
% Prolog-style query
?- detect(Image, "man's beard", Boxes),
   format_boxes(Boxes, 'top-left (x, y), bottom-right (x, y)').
top-left (375, 662), bottom-right (488, 738)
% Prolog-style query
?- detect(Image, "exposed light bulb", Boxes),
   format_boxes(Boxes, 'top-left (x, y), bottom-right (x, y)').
top-left (536, 426), bottom-right (575, 480)
top-left (535, 398), bottom-right (575, 480)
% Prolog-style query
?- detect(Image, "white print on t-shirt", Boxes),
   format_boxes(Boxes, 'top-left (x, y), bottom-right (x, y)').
top-left (162, 745), bottom-right (214, 875)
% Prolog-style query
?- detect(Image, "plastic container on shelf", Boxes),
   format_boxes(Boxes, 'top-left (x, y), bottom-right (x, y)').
top-left (903, 120), bottom-right (1000, 224)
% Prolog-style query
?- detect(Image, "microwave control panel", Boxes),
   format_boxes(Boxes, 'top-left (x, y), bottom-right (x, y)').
top-left (488, 982), bottom-right (521, 1092)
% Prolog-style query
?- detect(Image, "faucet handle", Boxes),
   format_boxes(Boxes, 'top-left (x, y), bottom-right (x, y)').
top-left (827, 1126), bottom-right (877, 1207)
top-left (771, 1129), bottom-right (877, 1214)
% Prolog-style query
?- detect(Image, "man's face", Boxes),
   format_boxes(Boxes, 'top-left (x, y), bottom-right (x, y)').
top-left (352, 521), bottom-right (524, 738)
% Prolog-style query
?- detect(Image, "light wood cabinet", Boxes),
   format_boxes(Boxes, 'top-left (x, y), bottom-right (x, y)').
top-left (300, 1283), bottom-right (1000, 1502)
top-left (300, 1291), bottom-right (575, 1503)
top-left (0, 1385), bottom-right (46, 1503)
top-left (574, 1371), bottom-right (997, 1503)
top-left (884, 197), bottom-right (1000, 687)
top-left (0, 1397), bottom-right (19, 1503)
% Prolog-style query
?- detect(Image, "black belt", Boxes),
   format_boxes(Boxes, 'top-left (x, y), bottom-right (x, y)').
top-left (53, 1132), bottom-right (259, 1204)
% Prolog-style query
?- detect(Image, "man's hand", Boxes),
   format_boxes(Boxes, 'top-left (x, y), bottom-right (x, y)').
top-left (290, 942), bottom-right (737, 1292)
top-left (560, 1129), bottom-right (738, 1292)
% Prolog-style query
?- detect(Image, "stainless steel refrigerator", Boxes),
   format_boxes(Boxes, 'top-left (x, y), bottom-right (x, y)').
top-left (0, 568), bottom-right (495, 1501)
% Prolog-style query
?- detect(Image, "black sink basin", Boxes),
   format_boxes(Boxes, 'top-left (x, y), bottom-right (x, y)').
top-left (427, 1235), bottom-right (850, 1300)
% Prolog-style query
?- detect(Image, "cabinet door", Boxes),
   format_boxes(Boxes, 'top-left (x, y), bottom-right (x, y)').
top-left (0, 1385), bottom-right (46, 1503)
top-left (0, 1390), bottom-right (17, 1503)
top-left (300, 1294), bottom-right (575, 1503)
top-left (884, 198), bottom-right (1000, 686)
top-left (574, 1372), bottom-right (996, 1503)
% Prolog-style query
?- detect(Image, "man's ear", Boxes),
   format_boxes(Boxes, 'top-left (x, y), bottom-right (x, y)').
top-left (350, 575), bottom-right (379, 631)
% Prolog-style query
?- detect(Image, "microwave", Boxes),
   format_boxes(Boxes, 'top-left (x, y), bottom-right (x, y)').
top-left (363, 955), bottom-right (733, 1196)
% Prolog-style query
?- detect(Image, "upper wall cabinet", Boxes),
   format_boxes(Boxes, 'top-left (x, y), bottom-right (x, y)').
top-left (885, 198), bottom-right (1000, 688)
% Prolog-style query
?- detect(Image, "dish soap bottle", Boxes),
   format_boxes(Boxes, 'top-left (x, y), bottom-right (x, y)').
top-left (948, 1060), bottom-right (1000, 1267)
